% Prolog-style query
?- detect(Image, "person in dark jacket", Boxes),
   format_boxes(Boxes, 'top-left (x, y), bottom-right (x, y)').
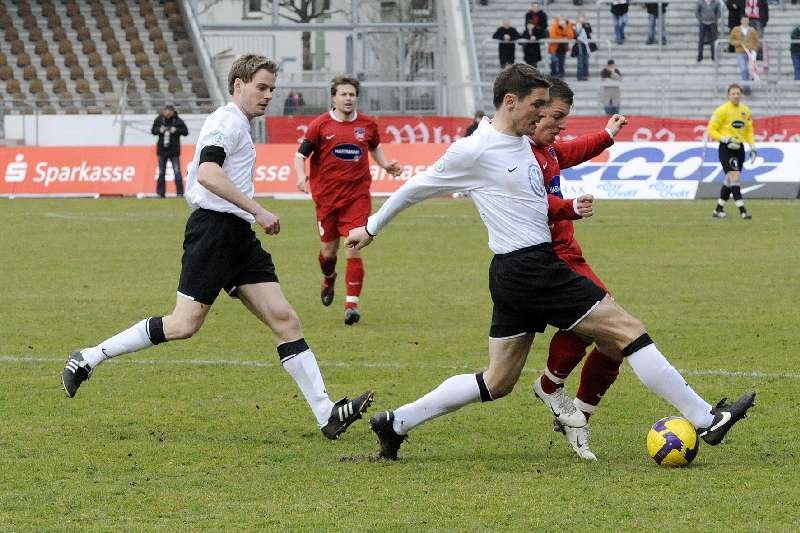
top-left (520, 20), bottom-right (545, 66)
top-left (493, 19), bottom-right (521, 67)
top-left (151, 105), bottom-right (189, 197)
top-left (465, 110), bottom-right (485, 136)
top-left (644, 1), bottom-right (668, 45)
top-left (792, 25), bottom-right (800, 80)
top-left (725, 0), bottom-right (745, 51)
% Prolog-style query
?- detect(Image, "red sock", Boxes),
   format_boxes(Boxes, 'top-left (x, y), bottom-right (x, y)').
top-left (345, 257), bottom-right (364, 308)
top-left (575, 348), bottom-right (621, 420)
top-left (319, 251), bottom-right (337, 285)
top-left (539, 330), bottom-right (590, 394)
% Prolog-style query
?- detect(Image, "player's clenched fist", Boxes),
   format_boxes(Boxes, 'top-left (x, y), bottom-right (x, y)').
top-left (345, 226), bottom-right (373, 250)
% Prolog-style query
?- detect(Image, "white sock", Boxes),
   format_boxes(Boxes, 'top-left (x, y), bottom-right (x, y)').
top-left (393, 374), bottom-right (482, 435)
top-left (281, 349), bottom-right (334, 427)
top-left (82, 318), bottom-right (154, 368)
top-left (627, 343), bottom-right (714, 429)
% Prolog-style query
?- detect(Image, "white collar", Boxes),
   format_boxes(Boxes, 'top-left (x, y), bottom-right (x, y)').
top-left (329, 109), bottom-right (358, 122)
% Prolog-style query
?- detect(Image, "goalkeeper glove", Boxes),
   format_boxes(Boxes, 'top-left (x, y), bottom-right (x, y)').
top-left (727, 139), bottom-right (742, 151)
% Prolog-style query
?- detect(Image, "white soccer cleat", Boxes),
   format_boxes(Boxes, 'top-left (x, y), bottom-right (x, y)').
top-left (532, 377), bottom-right (587, 428)
top-left (554, 418), bottom-right (597, 461)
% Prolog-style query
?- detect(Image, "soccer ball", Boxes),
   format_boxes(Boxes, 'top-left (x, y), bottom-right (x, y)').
top-left (646, 416), bottom-right (699, 467)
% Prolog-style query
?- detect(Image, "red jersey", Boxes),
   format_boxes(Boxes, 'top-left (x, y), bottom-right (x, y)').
top-left (303, 110), bottom-right (381, 211)
top-left (532, 130), bottom-right (614, 261)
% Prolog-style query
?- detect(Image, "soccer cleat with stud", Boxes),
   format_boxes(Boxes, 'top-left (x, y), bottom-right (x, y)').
top-left (320, 390), bottom-right (373, 440)
top-left (370, 410), bottom-right (407, 460)
top-left (712, 210), bottom-right (726, 219)
top-left (532, 377), bottom-right (587, 428)
top-left (61, 350), bottom-right (93, 398)
top-left (741, 211), bottom-right (752, 220)
top-left (553, 418), bottom-right (597, 461)
top-left (320, 273), bottom-right (337, 307)
top-left (344, 307), bottom-right (360, 326)
top-left (697, 391), bottom-right (756, 446)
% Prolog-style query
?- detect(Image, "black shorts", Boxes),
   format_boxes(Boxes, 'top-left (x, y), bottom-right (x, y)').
top-left (488, 243), bottom-right (607, 338)
top-left (177, 208), bottom-right (278, 305)
top-left (719, 142), bottom-right (745, 173)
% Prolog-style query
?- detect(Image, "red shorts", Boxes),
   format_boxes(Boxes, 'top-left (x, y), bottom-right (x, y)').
top-left (316, 194), bottom-right (372, 242)
top-left (559, 254), bottom-right (610, 294)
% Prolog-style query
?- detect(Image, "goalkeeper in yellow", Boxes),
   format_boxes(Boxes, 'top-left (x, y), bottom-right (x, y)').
top-left (708, 83), bottom-right (755, 219)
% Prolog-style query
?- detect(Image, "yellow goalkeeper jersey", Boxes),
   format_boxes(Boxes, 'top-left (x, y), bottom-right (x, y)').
top-left (707, 101), bottom-right (754, 145)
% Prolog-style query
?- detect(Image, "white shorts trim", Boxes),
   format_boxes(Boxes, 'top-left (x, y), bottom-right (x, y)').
top-left (488, 331), bottom-right (529, 341)
top-left (177, 291), bottom-right (196, 301)
top-left (565, 299), bottom-right (602, 331)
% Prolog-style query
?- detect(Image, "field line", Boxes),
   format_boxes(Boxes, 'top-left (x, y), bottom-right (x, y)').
top-left (2, 355), bottom-right (798, 381)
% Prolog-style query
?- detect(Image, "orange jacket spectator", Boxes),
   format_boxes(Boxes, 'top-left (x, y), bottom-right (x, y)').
top-left (548, 18), bottom-right (575, 54)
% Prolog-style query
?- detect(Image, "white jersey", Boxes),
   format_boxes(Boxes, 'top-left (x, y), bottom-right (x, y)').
top-left (366, 118), bottom-right (551, 254)
top-left (185, 102), bottom-right (256, 223)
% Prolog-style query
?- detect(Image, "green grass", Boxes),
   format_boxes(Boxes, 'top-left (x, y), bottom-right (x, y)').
top-left (0, 198), bottom-right (798, 531)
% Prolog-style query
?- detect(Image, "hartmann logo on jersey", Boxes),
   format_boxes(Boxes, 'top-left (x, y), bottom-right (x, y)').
top-left (332, 144), bottom-right (363, 161)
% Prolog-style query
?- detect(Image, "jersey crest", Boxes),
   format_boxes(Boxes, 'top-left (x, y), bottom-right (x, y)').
top-left (527, 163), bottom-right (545, 197)
top-left (547, 146), bottom-right (557, 158)
top-left (354, 127), bottom-right (366, 141)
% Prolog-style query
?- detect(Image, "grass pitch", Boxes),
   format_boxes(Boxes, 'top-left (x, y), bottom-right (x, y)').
top-left (0, 198), bottom-right (798, 531)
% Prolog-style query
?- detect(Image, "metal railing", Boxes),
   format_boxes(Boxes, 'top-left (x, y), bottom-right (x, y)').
top-left (595, 0), bottom-right (669, 54)
top-left (480, 38), bottom-right (613, 72)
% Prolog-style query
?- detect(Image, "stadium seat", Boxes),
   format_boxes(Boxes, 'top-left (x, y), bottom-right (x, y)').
top-left (16, 52), bottom-right (31, 69)
top-left (111, 52), bottom-right (127, 68)
top-left (134, 52), bottom-right (149, 68)
top-left (66, 4), bottom-right (81, 18)
top-left (98, 78), bottom-right (114, 93)
top-left (0, 52), bottom-right (6, 66)
top-left (22, 65), bottom-right (36, 81)
top-left (52, 78), bottom-right (68, 95)
top-left (145, 78), bottom-right (160, 93)
top-left (106, 40), bottom-right (121, 56)
top-left (177, 41), bottom-right (193, 56)
top-left (140, 64), bottom-right (155, 80)
top-left (34, 40), bottom-right (49, 55)
top-left (93, 65), bottom-right (108, 81)
top-left (0, 65), bottom-right (13, 81)
top-left (162, 64), bottom-right (178, 79)
top-left (39, 52), bottom-right (55, 68)
top-left (70, 65), bottom-right (85, 81)
top-left (88, 52), bottom-right (103, 68)
top-left (58, 40), bottom-right (74, 55)
top-left (63, 53), bottom-right (79, 69)
top-left (167, 78), bottom-right (183, 93)
top-left (77, 27), bottom-right (91, 43)
top-left (8, 34), bottom-right (21, 49)
top-left (46, 64), bottom-right (61, 81)
top-left (164, 2), bottom-right (179, 17)
top-left (52, 27), bottom-right (68, 42)
top-left (148, 26), bottom-right (163, 42)
top-left (125, 26), bottom-right (139, 43)
top-left (22, 14), bottom-right (37, 31)
top-left (157, 51), bottom-right (172, 68)
top-left (28, 27), bottom-right (43, 43)
top-left (130, 39), bottom-right (145, 55)
top-left (46, 14), bottom-right (61, 30)
top-left (82, 41), bottom-right (97, 55)
top-left (76, 79), bottom-right (91, 94)
top-left (116, 64), bottom-right (131, 81)
top-left (99, 24), bottom-right (114, 40)
top-left (6, 78), bottom-right (21, 95)
top-left (70, 14), bottom-right (87, 32)
top-left (29, 77), bottom-right (44, 95)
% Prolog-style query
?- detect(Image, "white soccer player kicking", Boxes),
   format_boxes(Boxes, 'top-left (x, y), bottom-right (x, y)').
top-left (61, 54), bottom-right (372, 440)
top-left (345, 64), bottom-right (755, 460)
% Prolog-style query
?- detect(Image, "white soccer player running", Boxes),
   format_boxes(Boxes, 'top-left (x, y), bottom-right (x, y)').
top-left (61, 54), bottom-right (372, 440)
top-left (346, 64), bottom-right (755, 460)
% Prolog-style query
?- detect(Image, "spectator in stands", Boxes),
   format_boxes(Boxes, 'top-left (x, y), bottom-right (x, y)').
top-left (744, 0), bottom-right (768, 59)
top-left (493, 19), bottom-right (520, 67)
top-left (572, 13), bottom-right (596, 81)
top-left (151, 104), bottom-right (188, 198)
top-left (645, 1), bottom-right (668, 45)
top-left (466, 110), bottom-right (485, 136)
top-left (601, 59), bottom-right (623, 115)
top-left (524, 2), bottom-right (548, 34)
top-left (731, 16), bottom-right (759, 80)
top-left (725, 0), bottom-right (745, 52)
top-left (610, 0), bottom-right (629, 45)
top-left (284, 90), bottom-right (305, 115)
top-left (548, 16), bottom-right (574, 78)
top-left (696, 0), bottom-right (721, 62)
top-left (791, 24), bottom-right (800, 80)
top-left (520, 20), bottom-right (545, 67)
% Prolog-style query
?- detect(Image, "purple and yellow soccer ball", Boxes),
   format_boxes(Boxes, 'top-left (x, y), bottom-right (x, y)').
top-left (646, 416), bottom-right (699, 467)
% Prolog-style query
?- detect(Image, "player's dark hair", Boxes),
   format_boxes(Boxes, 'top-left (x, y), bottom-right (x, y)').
top-left (474, 110), bottom-right (485, 119)
top-left (492, 63), bottom-right (550, 109)
top-left (330, 75), bottom-right (360, 97)
top-left (228, 54), bottom-right (278, 95)
top-left (545, 76), bottom-right (573, 107)
top-left (727, 83), bottom-right (743, 94)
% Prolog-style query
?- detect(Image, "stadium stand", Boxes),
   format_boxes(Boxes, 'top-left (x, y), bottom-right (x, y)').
top-left (471, 0), bottom-right (800, 117)
top-left (0, 0), bottom-right (211, 116)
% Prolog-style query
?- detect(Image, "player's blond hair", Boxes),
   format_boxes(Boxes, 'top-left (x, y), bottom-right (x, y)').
top-left (228, 54), bottom-right (278, 95)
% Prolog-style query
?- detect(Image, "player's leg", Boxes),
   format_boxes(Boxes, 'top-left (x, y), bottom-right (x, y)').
top-left (171, 155), bottom-right (184, 196)
top-left (237, 282), bottom-right (372, 439)
top-left (317, 208), bottom-right (340, 307)
top-left (339, 194), bottom-right (371, 325)
top-left (728, 154), bottom-right (752, 219)
top-left (714, 143), bottom-right (734, 218)
top-left (156, 155), bottom-right (167, 198)
top-left (370, 333), bottom-right (534, 460)
top-left (573, 295), bottom-right (755, 444)
top-left (61, 296), bottom-right (211, 398)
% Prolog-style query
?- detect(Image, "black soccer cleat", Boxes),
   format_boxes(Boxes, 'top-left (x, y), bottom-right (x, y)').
top-left (344, 307), bottom-right (360, 326)
top-left (370, 410), bottom-right (407, 460)
top-left (320, 273), bottom-right (336, 307)
top-left (741, 211), bottom-right (752, 220)
top-left (320, 390), bottom-right (373, 440)
top-left (697, 391), bottom-right (756, 446)
top-left (61, 350), bottom-right (93, 398)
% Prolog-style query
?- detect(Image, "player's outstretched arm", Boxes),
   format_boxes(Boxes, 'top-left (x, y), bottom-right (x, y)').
top-left (345, 227), bottom-right (373, 250)
top-left (370, 145), bottom-right (402, 176)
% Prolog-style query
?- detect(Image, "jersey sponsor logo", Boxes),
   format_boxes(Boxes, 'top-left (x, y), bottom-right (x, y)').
top-left (527, 164), bottom-right (545, 197)
top-left (547, 175), bottom-right (563, 198)
top-left (332, 143), bottom-right (363, 161)
top-left (731, 120), bottom-right (745, 129)
top-left (354, 127), bottom-right (366, 141)
top-left (4, 154), bottom-right (27, 183)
